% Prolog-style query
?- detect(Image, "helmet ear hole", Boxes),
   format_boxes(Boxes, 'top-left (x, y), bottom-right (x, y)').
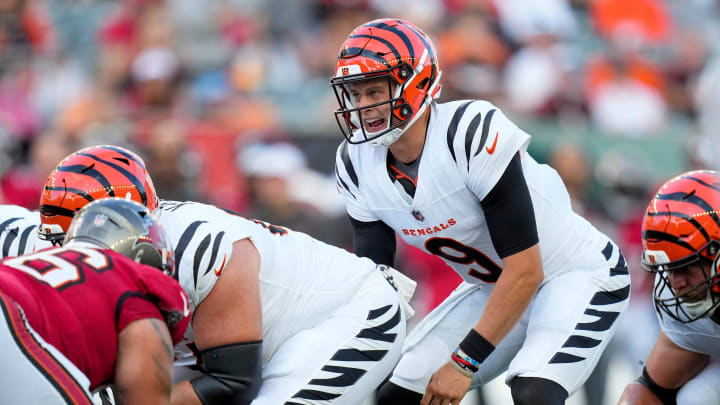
top-left (400, 104), bottom-right (412, 118)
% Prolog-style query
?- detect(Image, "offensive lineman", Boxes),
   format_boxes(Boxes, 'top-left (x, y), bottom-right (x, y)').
top-left (0, 198), bottom-right (190, 404)
top-left (331, 18), bottom-right (631, 404)
top-left (618, 171), bottom-right (720, 405)
top-left (13, 144), bottom-right (416, 404)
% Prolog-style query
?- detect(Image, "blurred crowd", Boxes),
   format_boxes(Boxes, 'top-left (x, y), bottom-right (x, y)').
top-left (1, 0), bottom-right (720, 403)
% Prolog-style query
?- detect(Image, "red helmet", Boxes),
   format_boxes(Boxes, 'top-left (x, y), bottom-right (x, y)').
top-left (39, 145), bottom-right (159, 245)
top-left (330, 18), bottom-right (442, 147)
top-left (641, 170), bottom-right (720, 322)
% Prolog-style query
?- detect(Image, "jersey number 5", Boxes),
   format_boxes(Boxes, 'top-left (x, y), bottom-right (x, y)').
top-left (425, 237), bottom-right (502, 282)
top-left (4, 248), bottom-right (111, 290)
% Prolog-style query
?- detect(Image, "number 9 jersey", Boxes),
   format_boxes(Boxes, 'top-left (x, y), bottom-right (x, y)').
top-left (336, 100), bottom-right (607, 285)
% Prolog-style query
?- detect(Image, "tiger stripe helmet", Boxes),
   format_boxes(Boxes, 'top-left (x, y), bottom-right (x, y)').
top-left (39, 145), bottom-right (159, 245)
top-left (641, 170), bottom-right (720, 322)
top-left (330, 18), bottom-right (442, 147)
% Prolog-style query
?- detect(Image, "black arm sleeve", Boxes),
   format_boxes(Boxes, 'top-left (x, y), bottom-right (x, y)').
top-left (636, 366), bottom-right (679, 405)
top-left (480, 153), bottom-right (539, 258)
top-left (349, 217), bottom-right (396, 267)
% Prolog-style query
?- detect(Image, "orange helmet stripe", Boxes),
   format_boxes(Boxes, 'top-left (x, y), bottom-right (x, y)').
top-left (61, 151), bottom-right (151, 206)
top-left (646, 210), bottom-right (710, 242)
top-left (642, 229), bottom-right (696, 252)
top-left (347, 33), bottom-right (402, 63)
top-left (654, 190), bottom-right (720, 231)
top-left (339, 45), bottom-right (391, 66)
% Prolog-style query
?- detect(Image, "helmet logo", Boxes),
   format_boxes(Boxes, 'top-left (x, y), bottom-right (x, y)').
top-left (649, 254), bottom-right (656, 263)
top-left (94, 214), bottom-right (108, 227)
top-left (336, 64), bottom-right (361, 77)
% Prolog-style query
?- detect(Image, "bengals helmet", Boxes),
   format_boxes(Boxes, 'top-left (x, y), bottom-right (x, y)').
top-left (330, 18), bottom-right (442, 147)
top-left (39, 145), bottom-right (159, 245)
top-left (64, 198), bottom-right (174, 277)
top-left (641, 170), bottom-right (720, 322)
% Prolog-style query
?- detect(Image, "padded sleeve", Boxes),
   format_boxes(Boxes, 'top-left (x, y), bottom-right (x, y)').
top-left (480, 153), bottom-right (538, 258)
top-left (350, 217), bottom-right (396, 266)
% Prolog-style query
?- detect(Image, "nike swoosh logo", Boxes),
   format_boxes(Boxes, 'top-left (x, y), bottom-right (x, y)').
top-left (486, 132), bottom-right (499, 154)
top-left (213, 254), bottom-right (228, 277)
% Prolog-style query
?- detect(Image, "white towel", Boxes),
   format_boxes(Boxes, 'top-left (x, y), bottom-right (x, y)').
top-left (378, 265), bottom-right (418, 319)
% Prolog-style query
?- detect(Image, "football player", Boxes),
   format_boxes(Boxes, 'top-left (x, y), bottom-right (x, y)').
top-left (618, 170), bottom-right (720, 405)
top-left (24, 144), bottom-right (416, 404)
top-left (0, 198), bottom-right (190, 404)
top-left (330, 18), bottom-right (631, 405)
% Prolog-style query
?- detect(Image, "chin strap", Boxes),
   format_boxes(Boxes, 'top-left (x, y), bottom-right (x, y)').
top-left (370, 128), bottom-right (404, 148)
top-left (369, 71), bottom-right (441, 149)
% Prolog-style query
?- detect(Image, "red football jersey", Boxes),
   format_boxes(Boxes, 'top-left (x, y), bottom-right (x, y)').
top-left (0, 245), bottom-right (190, 389)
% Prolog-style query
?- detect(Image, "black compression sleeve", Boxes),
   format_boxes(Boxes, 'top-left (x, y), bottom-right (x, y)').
top-left (349, 217), bottom-right (396, 266)
top-left (480, 153), bottom-right (539, 258)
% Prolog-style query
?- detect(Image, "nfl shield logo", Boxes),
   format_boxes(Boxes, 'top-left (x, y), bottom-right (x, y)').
top-left (94, 213), bottom-right (108, 227)
top-left (412, 210), bottom-right (425, 222)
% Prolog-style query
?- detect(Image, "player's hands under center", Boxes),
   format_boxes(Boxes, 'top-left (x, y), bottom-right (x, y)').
top-left (421, 362), bottom-right (472, 405)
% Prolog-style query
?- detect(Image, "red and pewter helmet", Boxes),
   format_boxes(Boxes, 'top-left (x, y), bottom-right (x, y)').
top-left (64, 198), bottom-right (174, 277)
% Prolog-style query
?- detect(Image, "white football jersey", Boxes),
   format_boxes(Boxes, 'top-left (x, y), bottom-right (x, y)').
top-left (0, 205), bottom-right (51, 258)
top-left (336, 100), bottom-right (605, 284)
top-left (155, 200), bottom-right (380, 365)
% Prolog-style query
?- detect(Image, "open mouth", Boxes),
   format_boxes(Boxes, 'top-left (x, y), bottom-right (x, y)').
top-left (364, 118), bottom-right (386, 133)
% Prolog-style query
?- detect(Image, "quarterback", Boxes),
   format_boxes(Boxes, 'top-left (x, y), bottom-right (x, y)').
top-left (331, 18), bottom-right (631, 404)
top-left (4, 144), bottom-right (415, 404)
top-left (618, 171), bottom-right (720, 405)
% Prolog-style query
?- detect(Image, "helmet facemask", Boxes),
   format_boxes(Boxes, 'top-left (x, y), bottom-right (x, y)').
top-left (644, 241), bottom-right (720, 323)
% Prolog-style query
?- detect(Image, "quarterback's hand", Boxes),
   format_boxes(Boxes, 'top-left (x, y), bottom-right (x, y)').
top-left (421, 362), bottom-right (472, 405)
